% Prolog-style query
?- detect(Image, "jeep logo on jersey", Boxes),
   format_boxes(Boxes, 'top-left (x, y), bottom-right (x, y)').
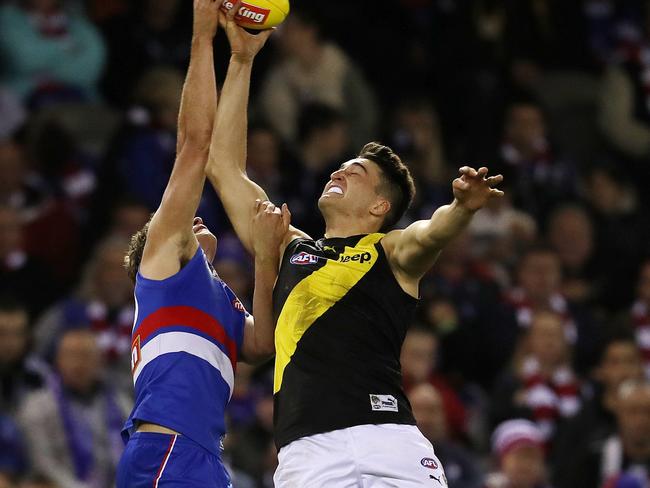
top-left (421, 457), bottom-right (438, 470)
top-left (339, 252), bottom-right (372, 264)
top-left (222, 1), bottom-right (270, 24)
top-left (290, 252), bottom-right (319, 265)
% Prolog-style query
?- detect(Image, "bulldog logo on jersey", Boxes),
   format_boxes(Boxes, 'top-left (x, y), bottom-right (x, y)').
top-left (131, 335), bottom-right (141, 374)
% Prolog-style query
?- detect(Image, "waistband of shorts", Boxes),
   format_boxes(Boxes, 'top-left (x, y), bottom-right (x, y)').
top-left (129, 431), bottom-right (222, 453)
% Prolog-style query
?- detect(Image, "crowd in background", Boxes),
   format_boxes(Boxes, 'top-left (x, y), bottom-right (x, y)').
top-left (1, 0), bottom-right (650, 487)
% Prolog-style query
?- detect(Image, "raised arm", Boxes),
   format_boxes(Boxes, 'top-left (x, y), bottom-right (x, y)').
top-left (383, 166), bottom-right (503, 290)
top-left (206, 7), bottom-right (307, 255)
top-left (139, 0), bottom-right (219, 280)
top-left (240, 199), bottom-right (291, 363)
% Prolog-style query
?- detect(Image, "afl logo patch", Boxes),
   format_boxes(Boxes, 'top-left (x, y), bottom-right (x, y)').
top-left (232, 299), bottom-right (245, 313)
top-left (421, 457), bottom-right (438, 470)
top-left (290, 252), bottom-right (319, 265)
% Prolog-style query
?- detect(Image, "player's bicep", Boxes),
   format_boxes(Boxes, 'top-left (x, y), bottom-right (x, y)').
top-left (385, 221), bottom-right (442, 278)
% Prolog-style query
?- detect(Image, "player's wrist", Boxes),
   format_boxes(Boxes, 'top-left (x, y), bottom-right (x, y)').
top-left (451, 198), bottom-right (478, 215)
top-left (192, 32), bottom-right (216, 42)
top-left (230, 53), bottom-right (256, 65)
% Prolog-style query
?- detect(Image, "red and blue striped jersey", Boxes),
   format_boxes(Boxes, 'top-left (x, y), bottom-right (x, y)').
top-left (121, 247), bottom-right (246, 455)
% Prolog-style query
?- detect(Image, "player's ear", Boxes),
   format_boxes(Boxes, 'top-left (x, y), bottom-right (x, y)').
top-left (369, 198), bottom-right (390, 218)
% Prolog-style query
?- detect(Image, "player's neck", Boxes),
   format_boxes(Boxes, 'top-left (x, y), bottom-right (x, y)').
top-left (324, 217), bottom-right (377, 239)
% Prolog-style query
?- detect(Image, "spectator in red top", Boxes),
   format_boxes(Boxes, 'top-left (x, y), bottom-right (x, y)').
top-left (401, 325), bottom-right (468, 442)
top-left (491, 311), bottom-right (580, 443)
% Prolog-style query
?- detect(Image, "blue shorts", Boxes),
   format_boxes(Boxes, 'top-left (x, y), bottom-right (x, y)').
top-left (116, 432), bottom-right (232, 488)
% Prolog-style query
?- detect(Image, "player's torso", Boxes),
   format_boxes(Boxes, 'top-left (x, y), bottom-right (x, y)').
top-left (272, 233), bottom-right (417, 448)
top-left (124, 248), bottom-right (246, 455)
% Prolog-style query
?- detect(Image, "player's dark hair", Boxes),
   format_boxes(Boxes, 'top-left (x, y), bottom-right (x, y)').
top-left (358, 142), bottom-right (415, 232)
top-left (124, 217), bottom-right (152, 284)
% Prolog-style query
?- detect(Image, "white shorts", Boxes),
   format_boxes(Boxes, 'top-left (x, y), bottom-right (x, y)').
top-left (274, 424), bottom-right (447, 488)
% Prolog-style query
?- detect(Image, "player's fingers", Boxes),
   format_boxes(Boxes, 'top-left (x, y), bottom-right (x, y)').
top-left (258, 27), bottom-right (275, 43)
top-left (226, 0), bottom-right (241, 21)
top-left (459, 166), bottom-right (477, 178)
top-left (453, 178), bottom-right (469, 191)
top-left (490, 188), bottom-right (505, 197)
top-left (486, 174), bottom-right (503, 186)
top-left (477, 167), bottom-right (489, 178)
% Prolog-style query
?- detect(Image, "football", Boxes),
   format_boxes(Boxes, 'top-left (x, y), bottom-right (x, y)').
top-left (220, 0), bottom-right (290, 30)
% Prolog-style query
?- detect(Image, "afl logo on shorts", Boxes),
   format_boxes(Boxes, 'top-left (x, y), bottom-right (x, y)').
top-left (421, 457), bottom-right (438, 470)
top-left (290, 252), bottom-right (319, 265)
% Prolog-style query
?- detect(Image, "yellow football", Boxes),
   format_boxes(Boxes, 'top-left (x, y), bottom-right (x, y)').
top-left (220, 0), bottom-right (290, 30)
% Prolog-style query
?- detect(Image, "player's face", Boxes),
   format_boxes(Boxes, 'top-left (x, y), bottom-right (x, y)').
top-left (318, 158), bottom-right (388, 225)
top-left (193, 217), bottom-right (217, 262)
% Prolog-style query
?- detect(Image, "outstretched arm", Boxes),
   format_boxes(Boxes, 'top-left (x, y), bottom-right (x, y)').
top-left (383, 167), bottom-right (503, 291)
top-left (241, 200), bottom-right (291, 363)
top-left (206, 7), bottom-right (307, 255)
top-left (139, 0), bottom-right (219, 280)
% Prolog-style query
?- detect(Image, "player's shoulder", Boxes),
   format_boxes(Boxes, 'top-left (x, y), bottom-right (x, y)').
top-left (379, 228), bottom-right (404, 254)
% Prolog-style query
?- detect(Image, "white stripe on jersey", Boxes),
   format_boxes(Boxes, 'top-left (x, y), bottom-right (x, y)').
top-left (133, 331), bottom-right (234, 398)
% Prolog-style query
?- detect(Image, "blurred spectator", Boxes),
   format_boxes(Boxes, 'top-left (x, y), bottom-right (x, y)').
top-left (103, 198), bottom-right (150, 242)
top-left (468, 183), bottom-right (537, 275)
top-left (553, 334), bottom-right (644, 488)
top-left (401, 325), bottom-right (468, 441)
top-left (0, 0), bottom-right (106, 105)
top-left (420, 233), bottom-right (503, 385)
top-left (0, 137), bottom-right (80, 285)
top-left (29, 121), bottom-right (96, 223)
top-left (490, 311), bottom-right (580, 442)
top-left (599, 5), bottom-right (650, 159)
top-left (585, 165), bottom-right (649, 311)
top-left (18, 328), bottom-right (129, 488)
top-left (496, 99), bottom-right (578, 223)
top-left (630, 260), bottom-right (650, 378)
top-left (388, 97), bottom-right (453, 221)
top-left (106, 67), bottom-right (183, 210)
top-left (214, 234), bottom-right (253, 311)
top-left (546, 204), bottom-right (598, 305)
top-left (259, 6), bottom-right (378, 149)
top-left (0, 206), bottom-right (56, 316)
top-left (563, 379), bottom-right (650, 488)
top-left (485, 419), bottom-right (552, 488)
top-left (34, 236), bottom-right (134, 393)
top-left (284, 103), bottom-right (351, 237)
top-left (99, 0), bottom-right (191, 106)
top-left (18, 474), bottom-right (58, 488)
top-left (496, 246), bottom-right (601, 376)
top-left (245, 123), bottom-right (288, 207)
top-left (228, 371), bottom-right (276, 488)
top-left (0, 88), bottom-right (26, 142)
top-left (0, 414), bottom-right (27, 483)
top-left (0, 296), bottom-right (47, 414)
top-left (409, 383), bottom-right (483, 488)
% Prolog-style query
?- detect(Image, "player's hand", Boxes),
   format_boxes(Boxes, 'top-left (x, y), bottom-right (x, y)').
top-left (193, 0), bottom-right (220, 39)
top-left (252, 200), bottom-right (291, 261)
top-left (452, 166), bottom-right (504, 212)
top-left (220, 0), bottom-right (274, 63)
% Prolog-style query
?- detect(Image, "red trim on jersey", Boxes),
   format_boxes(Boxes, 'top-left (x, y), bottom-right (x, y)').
top-left (153, 434), bottom-right (177, 487)
top-left (136, 306), bottom-right (238, 366)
